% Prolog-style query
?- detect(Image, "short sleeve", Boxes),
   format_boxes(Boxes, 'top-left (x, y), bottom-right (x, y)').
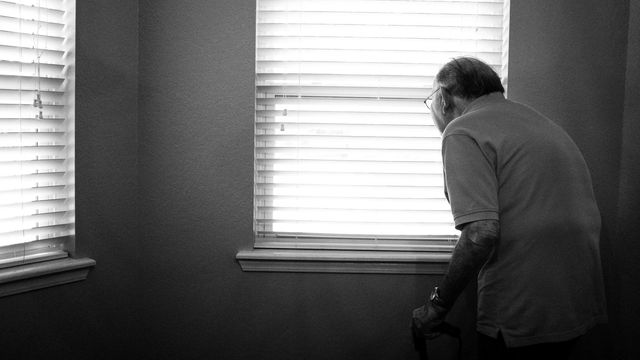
top-left (442, 134), bottom-right (499, 229)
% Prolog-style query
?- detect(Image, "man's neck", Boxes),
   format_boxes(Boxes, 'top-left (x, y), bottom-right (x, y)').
top-left (450, 96), bottom-right (472, 119)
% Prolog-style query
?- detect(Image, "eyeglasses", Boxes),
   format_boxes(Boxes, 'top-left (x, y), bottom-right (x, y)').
top-left (423, 88), bottom-right (441, 110)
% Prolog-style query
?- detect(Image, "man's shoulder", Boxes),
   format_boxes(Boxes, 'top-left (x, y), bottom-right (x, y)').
top-left (442, 111), bottom-right (491, 139)
top-left (443, 98), bottom-right (549, 139)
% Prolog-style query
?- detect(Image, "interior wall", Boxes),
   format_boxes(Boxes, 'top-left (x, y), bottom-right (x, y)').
top-left (617, 0), bottom-right (640, 358)
top-left (0, 1), bottom-right (141, 359)
top-left (508, 0), bottom-right (631, 358)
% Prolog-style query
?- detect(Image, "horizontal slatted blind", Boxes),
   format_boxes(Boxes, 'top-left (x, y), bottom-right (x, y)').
top-left (254, 0), bottom-right (507, 250)
top-left (0, 0), bottom-right (74, 264)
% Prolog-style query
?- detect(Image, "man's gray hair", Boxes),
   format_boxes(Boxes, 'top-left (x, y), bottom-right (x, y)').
top-left (436, 57), bottom-right (504, 100)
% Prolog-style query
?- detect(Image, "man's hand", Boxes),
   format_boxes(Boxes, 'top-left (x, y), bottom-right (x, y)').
top-left (412, 302), bottom-right (448, 339)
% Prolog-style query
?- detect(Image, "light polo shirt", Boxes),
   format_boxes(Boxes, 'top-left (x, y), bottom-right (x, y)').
top-left (442, 92), bottom-right (607, 347)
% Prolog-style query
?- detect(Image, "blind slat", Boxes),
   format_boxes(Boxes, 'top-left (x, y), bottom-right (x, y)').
top-left (256, 220), bottom-right (458, 237)
top-left (258, 0), bottom-right (503, 12)
top-left (0, 16), bottom-right (65, 37)
top-left (257, 61), bottom-right (466, 77)
top-left (256, 148), bottom-right (443, 162)
top-left (0, 31), bottom-right (65, 51)
top-left (0, 213), bottom-right (72, 235)
top-left (258, 24), bottom-right (503, 40)
top-left (0, 227), bottom-right (73, 248)
top-left (257, 157), bottom-right (443, 167)
top-left (258, 37), bottom-right (502, 52)
top-left (256, 122), bottom-right (441, 136)
top-left (257, 48), bottom-right (502, 65)
top-left (258, 12), bottom-right (502, 27)
top-left (0, 46), bottom-right (65, 66)
top-left (0, 66), bottom-right (65, 80)
top-left (0, 188), bottom-right (68, 205)
top-left (0, 202), bottom-right (71, 222)
top-left (0, 0), bottom-right (64, 11)
top-left (257, 183), bottom-right (447, 198)
top-left (256, 209), bottom-right (454, 223)
top-left (0, 147), bottom-right (67, 162)
top-left (257, 110), bottom-right (432, 125)
top-left (257, 74), bottom-right (435, 89)
top-left (256, 196), bottom-right (451, 210)
top-left (0, 2), bottom-right (64, 23)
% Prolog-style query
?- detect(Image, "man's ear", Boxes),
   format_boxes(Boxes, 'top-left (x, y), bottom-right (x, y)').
top-left (440, 90), bottom-right (453, 114)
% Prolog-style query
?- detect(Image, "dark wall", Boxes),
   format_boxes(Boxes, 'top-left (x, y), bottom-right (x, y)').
top-left (617, 0), bottom-right (640, 359)
top-left (509, 1), bottom-right (634, 358)
top-left (0, 1), bottom-right (141, 359)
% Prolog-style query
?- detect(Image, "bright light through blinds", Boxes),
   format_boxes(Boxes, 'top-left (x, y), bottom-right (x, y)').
top-left (0, 0), bottom-right (75, 261)
top-left (255, 0), bottom-right (508, 244)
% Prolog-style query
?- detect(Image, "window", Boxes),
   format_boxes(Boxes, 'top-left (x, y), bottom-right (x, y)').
top-left (0, 0), bottom-right (92, 296)
top-left (239, 0), bottom-right (509, 273)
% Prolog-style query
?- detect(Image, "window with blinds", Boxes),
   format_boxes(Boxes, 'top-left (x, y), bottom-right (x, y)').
top-left (0, 0), bottom-right (75, 267)
top-left (254, 0), bottom-right (508, 251)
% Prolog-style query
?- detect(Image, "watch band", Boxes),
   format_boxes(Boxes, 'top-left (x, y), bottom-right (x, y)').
top-left (429, 286), bottom-right (449, 309)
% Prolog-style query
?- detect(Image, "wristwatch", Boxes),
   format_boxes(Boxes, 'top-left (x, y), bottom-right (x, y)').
top-left (429, 286), bottom-right (448, 309)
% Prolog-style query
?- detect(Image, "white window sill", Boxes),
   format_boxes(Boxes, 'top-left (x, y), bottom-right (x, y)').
top-left (236, 249), bottom-right (451, 274)
top-left (0, 255), bottom-right (96, 298)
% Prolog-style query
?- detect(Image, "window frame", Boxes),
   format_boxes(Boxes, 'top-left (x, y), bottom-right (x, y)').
top-left (0, 0), bottom-right (94, 297)
top-left (238, 0), bottom-right (510, 274)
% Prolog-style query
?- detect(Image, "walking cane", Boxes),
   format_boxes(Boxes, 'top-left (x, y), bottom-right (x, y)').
top-left (411, 320), bottom-right (461, 360)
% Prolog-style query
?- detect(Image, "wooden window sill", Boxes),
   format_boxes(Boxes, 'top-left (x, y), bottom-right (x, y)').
top-left (0, 255), bottom-right (96, 298)
top-left (236, 249), bottom-right (450, 274)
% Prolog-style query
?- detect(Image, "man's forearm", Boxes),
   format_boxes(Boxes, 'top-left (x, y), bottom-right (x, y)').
top-left (438, 220), bottom-right (499, 310)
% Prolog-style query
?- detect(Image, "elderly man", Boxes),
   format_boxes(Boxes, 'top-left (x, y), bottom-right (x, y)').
top-left (412, 57), bottom-right (607, 359)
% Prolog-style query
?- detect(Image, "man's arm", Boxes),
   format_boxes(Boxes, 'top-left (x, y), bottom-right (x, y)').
top-left (438, 219), bottom-right (499, 308)
top-left (413, 219), bottom-right (499, 333)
